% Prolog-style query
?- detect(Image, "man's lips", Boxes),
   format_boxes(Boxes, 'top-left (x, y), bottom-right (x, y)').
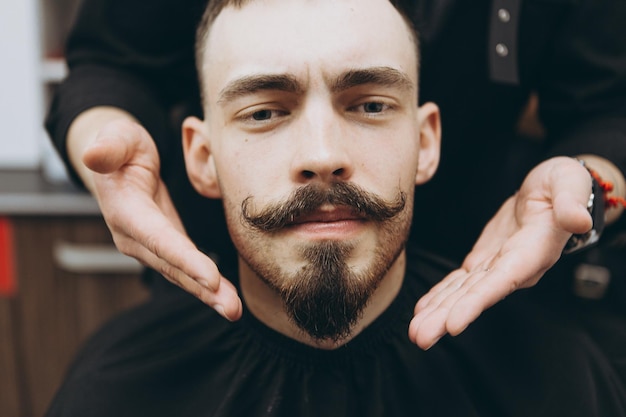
top-left (287, 205), bottom-right (366, 226)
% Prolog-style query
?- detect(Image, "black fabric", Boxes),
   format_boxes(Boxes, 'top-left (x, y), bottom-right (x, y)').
top-left (44, 247), bottom-right (626, 417)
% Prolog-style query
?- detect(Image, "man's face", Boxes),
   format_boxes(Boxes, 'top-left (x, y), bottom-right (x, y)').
top-left (185, 0), bottom-right (439, 341)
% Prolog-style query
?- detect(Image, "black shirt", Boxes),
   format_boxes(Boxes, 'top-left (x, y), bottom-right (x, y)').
top-left (44, 248), bottom-right (626, 416)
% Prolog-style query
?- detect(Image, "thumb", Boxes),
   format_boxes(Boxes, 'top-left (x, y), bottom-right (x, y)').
top-left (83, 120), bottom-right (155, 174)
top-left (553, 190), bottom-right (593, 234)
top-left (550, 160), bottom-right (594, 235)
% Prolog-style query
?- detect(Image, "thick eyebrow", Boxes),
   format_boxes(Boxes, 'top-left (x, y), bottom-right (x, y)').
top-left (329, 67), bottom-right (414, 93)
top-left (217, 74), bottom-right (303, 104)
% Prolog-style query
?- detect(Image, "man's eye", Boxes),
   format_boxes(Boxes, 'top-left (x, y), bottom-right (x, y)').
top-left (362, 102), bottom-right (385, 113)
top-left (245, 109), bottom-right (289, 122)
top-left (348, 101), bottom-right (390, 115)
top-left (252, 109), bottom-right (273, 120)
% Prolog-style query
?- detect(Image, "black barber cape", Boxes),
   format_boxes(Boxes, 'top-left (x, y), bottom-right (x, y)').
top-left (45, 246), bottom-right (626, 417)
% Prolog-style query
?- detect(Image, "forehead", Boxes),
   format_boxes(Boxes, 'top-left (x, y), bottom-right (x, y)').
top-left (202, 0), bottom-right (417, 97)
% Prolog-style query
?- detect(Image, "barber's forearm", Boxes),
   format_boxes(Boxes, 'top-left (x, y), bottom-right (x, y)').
top-left (66, 106), bottom-right (138, 194)
top-left (576, 154), bottom-right (626, 225)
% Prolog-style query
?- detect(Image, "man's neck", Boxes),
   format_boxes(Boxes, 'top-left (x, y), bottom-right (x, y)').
top-left (238, 251), bottom-right (407, 350)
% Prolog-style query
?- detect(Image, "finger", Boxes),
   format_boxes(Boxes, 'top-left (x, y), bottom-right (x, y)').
top-left (102, 185), bottom-right (227, 291)
top-left (115, 232), bottom-right (243, 321)
top-left (443, 240), bottom-right (552, 335)
top-left (411, 226), bottom-right (561, 348)
top-left (414, 268), bottom-right (468, 313)
top-left (99, 168), bottom-right (218, 289)
top-left (410, 267), bottom-right (492, 348)
top-left (174, 263), bottom-right (242, 321)
top-left (409, 308), bottom-right (450, 350)
top-left (409, 266), bottom-right (506, 350)
top-left (414, 249), bottom-right (497, 315)
top-left (111, 203), bottom-right (219, 291)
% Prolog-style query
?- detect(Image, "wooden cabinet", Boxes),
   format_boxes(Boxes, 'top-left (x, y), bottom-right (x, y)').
top-left (0, 215), bottom-right (149, 417)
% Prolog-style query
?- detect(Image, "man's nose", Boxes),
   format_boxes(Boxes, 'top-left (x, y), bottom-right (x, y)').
top-left (290, 103), bottom-right (354, 184)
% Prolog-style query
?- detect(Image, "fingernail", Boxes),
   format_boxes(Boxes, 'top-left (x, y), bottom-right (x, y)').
top-left (424, 336), bottom-right (442, 351)
top-left (214, 304), bottom-right (228, 320)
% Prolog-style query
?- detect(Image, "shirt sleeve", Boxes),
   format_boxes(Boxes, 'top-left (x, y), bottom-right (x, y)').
top-left (44, 0), bottom-right (207, 186)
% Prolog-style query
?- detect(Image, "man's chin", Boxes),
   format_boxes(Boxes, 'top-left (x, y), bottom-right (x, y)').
top-left (289, 311), bottom-right (360, 346)
top-left (296, 326), bottom-right (357, 349)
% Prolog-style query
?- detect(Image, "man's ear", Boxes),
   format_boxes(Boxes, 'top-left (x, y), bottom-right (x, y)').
top-left (182, 116), bottom-right (222, 198)
top-left (415, 102), bottom-right (441, 185)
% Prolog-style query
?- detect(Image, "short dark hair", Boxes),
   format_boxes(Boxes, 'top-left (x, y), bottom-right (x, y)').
top-left (195, 0), bottom-right (420, 105)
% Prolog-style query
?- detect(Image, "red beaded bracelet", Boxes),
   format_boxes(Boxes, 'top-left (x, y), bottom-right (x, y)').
top-left (587, 168), bottom-right (626, 209)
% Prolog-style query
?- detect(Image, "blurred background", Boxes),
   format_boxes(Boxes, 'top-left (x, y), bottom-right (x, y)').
top-left (1, 0), bottom-right (78, 178)
top-left (0, 2), bottom-right (148, 416)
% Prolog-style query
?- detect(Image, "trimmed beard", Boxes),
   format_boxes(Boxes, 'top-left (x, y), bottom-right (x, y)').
top-left (241, 238), bottom-right (406, 342)
top-left (236, 182), bottom-right (410, 342)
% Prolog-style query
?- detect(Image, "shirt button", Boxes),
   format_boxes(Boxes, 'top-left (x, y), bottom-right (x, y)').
top-left (498, 8), bottom-right (511, 23)
top-left (495, 43), bottom-right (509, 57)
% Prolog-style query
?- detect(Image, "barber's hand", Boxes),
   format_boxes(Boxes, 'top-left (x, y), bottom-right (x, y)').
top-left (409, 157), bottom-right (593, 349)
top-left (83, 119), bottom-right (242, 320)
